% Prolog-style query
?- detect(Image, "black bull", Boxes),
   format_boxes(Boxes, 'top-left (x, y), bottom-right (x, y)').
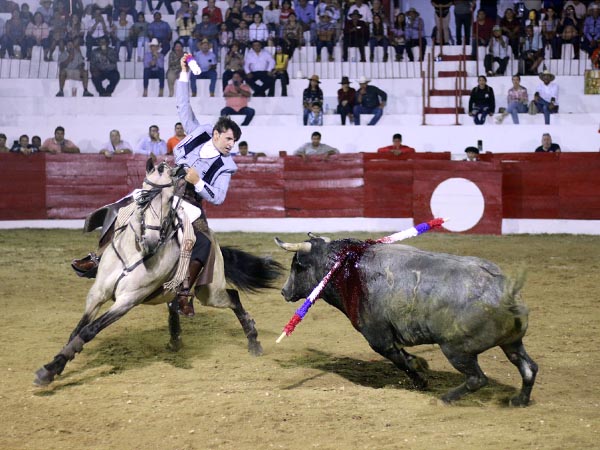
top-left (276, 237), bottom-right (538, 406)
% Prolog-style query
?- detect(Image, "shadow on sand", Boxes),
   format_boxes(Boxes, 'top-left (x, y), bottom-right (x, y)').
top-left (277, 348), bottom-right (520, 406)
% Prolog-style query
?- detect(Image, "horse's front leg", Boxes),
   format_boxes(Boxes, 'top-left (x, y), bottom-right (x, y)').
top-left (33, 300), bottom-right (136, 386)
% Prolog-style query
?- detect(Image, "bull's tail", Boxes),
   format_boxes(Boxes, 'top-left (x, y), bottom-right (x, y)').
top-left (501, 270), bottom-right (529, 333)
top-left (221, 246), bottom-right (284, 293)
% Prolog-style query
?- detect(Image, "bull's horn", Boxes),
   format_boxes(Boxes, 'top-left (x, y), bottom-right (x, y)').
top-left (307, 232), bottom-right (331, 243)
top-left (274, 237), bottom-right (312, 252)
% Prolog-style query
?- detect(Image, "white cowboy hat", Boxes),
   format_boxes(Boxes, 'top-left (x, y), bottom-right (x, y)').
top-left (357, 76), bottom-right (371, 84)
top-left (149, 38), bottom-right (160, 47)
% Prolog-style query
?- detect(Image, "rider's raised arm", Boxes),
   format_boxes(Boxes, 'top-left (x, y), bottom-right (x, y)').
top-left (175, 56), bottom-right (200, 134)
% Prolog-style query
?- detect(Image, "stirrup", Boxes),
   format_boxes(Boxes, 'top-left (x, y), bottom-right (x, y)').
top-left (176, 289), bottom-right (195, 317)
top-left (71, 253), bottom-right (99, 278)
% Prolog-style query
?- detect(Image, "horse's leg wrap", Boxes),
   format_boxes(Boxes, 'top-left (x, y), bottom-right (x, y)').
top-left (227, 289), bottom-right (262, 356)
top-left (60, 336), bottom-right (85, 360)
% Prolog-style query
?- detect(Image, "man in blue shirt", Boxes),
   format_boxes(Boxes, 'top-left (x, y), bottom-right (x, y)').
top-left (191, 38), bottom-right (218, 97)
top-left (147, 11), bottom-right (172, 55)
top-left (353, 76), bottom-right (387, 125)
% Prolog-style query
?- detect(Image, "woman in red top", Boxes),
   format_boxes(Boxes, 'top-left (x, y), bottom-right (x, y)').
top-left (336, 76), bottom-right (356, 125)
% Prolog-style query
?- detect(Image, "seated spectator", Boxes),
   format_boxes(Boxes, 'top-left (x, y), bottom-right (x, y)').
top-left (147, 11), bottom-right (172, 56)
top-left (221, 71), bottom-right (255, 126)
top-left (302, 74), bottom-right (323, 126)
top-left (496, 74), bottom-right (528, 124)
top-left (307, 101), bottom-right (323, 126)
top-left (218, 22), bottom-right (233, 50)
top-left (244, 40), bottom-right (275, 97)
top-left (263, 0), bottom-right (281, 39)
top-left (471, 9), bottom-right (494, 58)
top-left (468, 75), bottom-right (495, 125)
top-left (136, 124), bottom-right (167, 156)
top-left (85, 8), bottom-right (110, 61)
top-left (0, 133), bottom-right (9, 152)
top-left (166, 40), bottom-right (184, 97)
top-left (532, 70), bottom-right (559, 125)
top-left (343, 10), bottom-right (368, 62)
top-left (316, 11), bottom-right (336, 62)
top-left (36, 0), bottom-right (54, 24)
top-left (112, 0), bottom-right (136, 21)
top-left (249, 12), bottom-right (269, 46)
top-left (541, 6), bottom-right (560, 59)
top-left (463, 146), bottom-right (480, 161)
top-left (166, 122), bottom-right (186, 154)
top-left (23, 12), bottom-right (50, 60)
top-left (377, 134), bottom-right (415, 155)
top-left (432, 0), bottom-right (452, 46)
top-left (346, 0), bottom-right (371, 23)
top-left (390, 12), bottom-right (407, 61)
top-left (234, 19), bottom-right (251, 52)
top-left (192, 13), bottom-right (219, 58)
top-left (232, 140), bottom-right (265, 158)
top-left (337, 75), bottom-right (356, 125)
top-left (273, 45), bottom-right (289, 96)
top-left (485, 25), bottom-right (509, 76)
top-left (225, 0), bottom-right (243, 32)
top-left (519, 25), bottom-right (543, 75)
top-left (131, 12), bottom-right (148, 62)
top-left (500, 8), bottom-right (521, 58)
top-left (90, 36), bottom-right (120, 97)
top-left (368, 13), bottom-right (389, 62)
top-left (176, 7), bottom-right (196, 49)
top-left (280, 13), bottom-right (303, 57)
top-left (222, 41), bottom-right (245, 90)
top-left (295, 0), bottom-right (316, 44)
top-left (99, 129), bottom-right (132, 158)
top-left (0, 9), bottom-right (25, 59)
top-left (557, 5), bottom-right (580, 59)
top-left (405, 7), bottom-right (427, 62)
top-left (147, 0), bottom-right (174, 15)
top-left (31, 135), bottom-right (42, 150)
top-left (57, 39), bottom-right (94, 97)
top-left (10, 134), bottom-right (38, 155)
top-left (293, 131), bottom-right (339, 157)
top-left (40, 126), bottom-right (80, 153)
top-left (353, 76), bottom-right (387, 126)
top-left (46, 6), bottom-right (68, 61)
top-left (190, 38), bottom-right (218, 97)
top-left (203, 0), bottom-right (223, 24)
top-left (582, 5), bottom-right (600, 59)
top-left (242, 0), bottom-right (263, 23)
top-left (535, 133), bottom-right (561, 152)
top-left (143, 38), bottom-right (165, 97)
top-left (111, 10), bottom-right (133, 62)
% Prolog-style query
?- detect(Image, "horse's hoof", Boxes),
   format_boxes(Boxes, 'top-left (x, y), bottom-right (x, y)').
top-left (33, 367), bottom-right (54, 386)
top-left (509, 395), bottom-right (529, 407)
top-left (248, 340), bottom-right (263, 357)
top-left (166, 338), bottom-right (183, 352)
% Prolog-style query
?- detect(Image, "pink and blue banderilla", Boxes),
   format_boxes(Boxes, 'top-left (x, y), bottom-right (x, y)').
top-left (276, 218), bottom-right (447, 343)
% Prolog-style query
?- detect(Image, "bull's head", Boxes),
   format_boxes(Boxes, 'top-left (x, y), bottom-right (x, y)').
top-left (275, 235), bottom-right (330, 302)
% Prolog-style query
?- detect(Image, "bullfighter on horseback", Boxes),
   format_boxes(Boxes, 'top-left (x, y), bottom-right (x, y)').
top-left (72, 54), bottom-right (242, 318)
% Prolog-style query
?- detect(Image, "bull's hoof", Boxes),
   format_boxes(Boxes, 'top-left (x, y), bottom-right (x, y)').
top-left (509, 395), bottom-right (530, 407)
top-left (166, 338), bottom-right (183, 352)
top-left (248, 340), bottom-right (263, 357)
top-left (408, 356), bottom-right (429, 373)
top-left (33, 367), bottom-right (55, 387)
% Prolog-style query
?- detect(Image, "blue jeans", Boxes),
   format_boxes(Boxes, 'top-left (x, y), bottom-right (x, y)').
top-left (471, 105), bottom-right (491, 125)
top-left (353, 105), bottom-right (383, 125)
top-left (220, 106), bottom-right (255, 126)
top-left (533, 97), bottom-right (558, 125)
top-left (190, 69), bottom-right (217, 96)
top-left (143, 68), bottom-right (165, 89)
top-left (507, 101), bottom-right (527, 124)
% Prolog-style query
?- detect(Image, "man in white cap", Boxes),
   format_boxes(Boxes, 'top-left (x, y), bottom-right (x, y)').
top-left (353, 76), bottom-right (387, 125)
top-left (484, 25), bottom-right (509, 76)
top-left (532, 70), bottom-right (559, 125)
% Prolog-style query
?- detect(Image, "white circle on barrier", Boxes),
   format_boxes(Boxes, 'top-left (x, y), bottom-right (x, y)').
top-left (430, 178), bottom-right (485, 232)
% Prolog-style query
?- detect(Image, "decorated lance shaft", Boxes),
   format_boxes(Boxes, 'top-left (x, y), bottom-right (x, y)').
top-left (275, 218), bottom-right (447, 344)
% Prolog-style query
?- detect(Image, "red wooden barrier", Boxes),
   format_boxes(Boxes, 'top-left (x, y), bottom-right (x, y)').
top-left (0, 153), bottom-right (46, 220)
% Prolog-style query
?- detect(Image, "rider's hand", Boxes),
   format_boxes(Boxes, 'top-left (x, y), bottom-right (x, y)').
top-left (180, 53), bottom-right (189, 72)
top-left (185, 167), bottom-right (200, 185)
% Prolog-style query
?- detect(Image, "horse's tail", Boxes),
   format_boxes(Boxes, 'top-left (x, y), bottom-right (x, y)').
top-left (221, 246), bottom-right (284, 293)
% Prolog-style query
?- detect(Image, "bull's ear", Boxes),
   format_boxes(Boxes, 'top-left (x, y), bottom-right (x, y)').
top-left (146, 158), bottom-right (155, 174)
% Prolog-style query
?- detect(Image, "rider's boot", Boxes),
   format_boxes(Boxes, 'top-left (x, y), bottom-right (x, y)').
top-left (71, 252), bottom-right (101, 278)
top-left (176, 259), bottom-right (204, 317)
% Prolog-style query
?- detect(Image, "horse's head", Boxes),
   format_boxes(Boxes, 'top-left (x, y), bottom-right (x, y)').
top-left (134, 159), bottom-right (180, 256)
